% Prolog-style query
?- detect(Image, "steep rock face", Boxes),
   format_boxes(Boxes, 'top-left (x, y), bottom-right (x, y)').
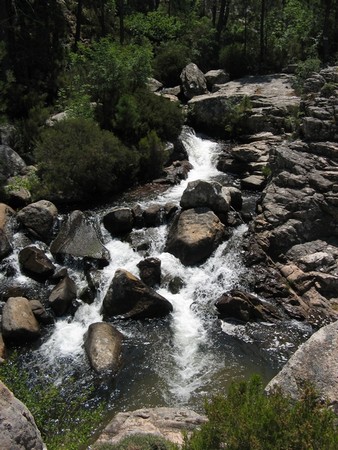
top-left (50, 210), bottom-right (110, 267)
top-left (188, 74), bottom-right (299, 136)
top-left (92, 407), bottom-right (207, 448)
top-left (101, 269), bottom-right (173, 319)
top-left (266, 320), bottom-right (338, 408)
top-left (84, 322), bottom-right (123, 373)
top-left (0, 380), bottom-right (45, 450)
top-left (165, 208), bottom-right (225, 266)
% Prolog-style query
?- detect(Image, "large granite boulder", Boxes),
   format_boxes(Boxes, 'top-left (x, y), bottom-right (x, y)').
top-left (84, 322), bottom-right (123, 373)
top-left (165, 208), bottom-right (225, 266)
top-left (0, 203), bottom-right (15, 261)
top-left (205, 69), bottom-right (229, 91)
top-left (92, 407), bottom-right (207, 448)
top-left (50, 210), bottom-right (110, 267)
top-left (48, 275), bottom-right (77, 316)
top-left (101, 269), bottom-right (173, 319)
top-left (18, 246), bottom-right (55, 281)
top-left (180, 180), bottom-right (230, 215)
top-left (17, 200), bottom-right (58, 243)
top-left (103, 207), bottom-right (134, 236)
top-left (266, 320), bottom-right (338, 409)
top-left (0, 380), bottom-right (45, 450)
top-left (2, 297), bottom-right (40, 344)
top-left (0, 145), bottom-right (26, 182)
top-left (180, 63), bottom-right (208, 100)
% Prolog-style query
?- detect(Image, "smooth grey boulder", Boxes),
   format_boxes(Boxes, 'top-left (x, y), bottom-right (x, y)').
top-left (205, 69), bottom-right (229, 90)
top-left (165, 208), bottom-right (225, 266)
top-left (84, 322), bottom-right (123, 373)
top-left (101, 269), bottom-right (173, 319)
top-left (180, 63), bottom-right (208, 100)
top-left (0, 333), bottom-right (6, 360)
top-left (50, 210), bottom-right (110, 267)
top-left (180, 180), bottom-right (230, 214)
top-left (92, 407), bottom-right (207, 448)
top-left (103, 207), bottom-right (134, 236)
top-left (2, 297), bottom-right (40, 343)
top-left (18, 246), bottom-right (55, 281)
top-left (0, 203), bottom-right (15, 261)
top-left (266, 320), bottom-right (338, 408)
top-left (0, 380), bottom-right (45, 450)
top-left (17, 200), bottom-right (58, 242)
top-left (48, 275), bottom-right (77, 316)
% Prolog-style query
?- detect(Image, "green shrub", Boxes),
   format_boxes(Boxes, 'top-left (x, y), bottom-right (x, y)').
top-left (320, 82), bottom-right (337, 98)
top-left (224, 95), bottom-right (252, 137)
top-left (294, 57), bottom-right (322, 93)
top-left (153, 42), bottom-right (191, 86)
top-left (0, 354), bottom-right (105, 450)
top-left (183, 375), bottom-right (338, 450)
top-left (138, 131), bottom-right (165, 182)
top-left (34, 118), bottom-right (140, 201)
top-left (219, 43), bottom-right (251, 79)
top-left (95, 433), bottom-right (177, 450)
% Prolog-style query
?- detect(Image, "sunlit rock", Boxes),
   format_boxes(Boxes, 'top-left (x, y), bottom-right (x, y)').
top-left (17, 200), bottom-right (58, 243)
top-left (165, 208), bottom-right (226, 266)
top-left (84, 322), bottom-right (123, 374)
top-left (18, 245), bottom-right (55, 281)
top-left (48, 275), bottom-right (77, 316)
top-left (101, 269), bottom-right (172, 319)
top-left (2, 297), bottom-right (40, 344)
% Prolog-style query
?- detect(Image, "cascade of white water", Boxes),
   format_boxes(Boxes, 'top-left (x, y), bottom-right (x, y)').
top-left (39, 128), bottom-right (249, 404)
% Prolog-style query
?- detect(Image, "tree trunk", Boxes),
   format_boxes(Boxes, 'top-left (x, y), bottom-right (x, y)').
top-left (259, 0), bottom-right (266, 69)
top-left (216, 0), bottom-right (231, 41)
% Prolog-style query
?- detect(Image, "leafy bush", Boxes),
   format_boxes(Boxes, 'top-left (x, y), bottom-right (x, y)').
top-left (95, 433), bottom-right (177, 450)
top-left (138, 131), bottom-right (165, 182)
top-left (34, 118), bottom-right (140, 201)
top-left (183, 375), bottom-right (338, 450)
top-left (153, 42), bottom-right (191, 87)
top-left (224, 96), bottom-right (252, 137)
top-left (0, 354), bottom-right (105, 450)
top-left (294, 57), bottom-right (322, 93)
top-left (219, 43), bottom-right (251, 79)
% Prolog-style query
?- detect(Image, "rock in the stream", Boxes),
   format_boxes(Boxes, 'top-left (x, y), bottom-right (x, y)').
top-left (2, 297), bottom-right (40, 344)
top-left (103, 207), bottom-right (134, 236)
top-left (84, 322), bottom-right (123, 374)
top-left (18, 246), bottom-right (55, 281)
top-left (180, 179), bottom-right (230, 214)
top-left (48, 275), bottom-right (77, 316)
top-left (17, 200), bottom-right (58, 242)
top-left (0, 203), bottom-right (15, 261)
top-left (266, 320), bottom-right (338, 409)
top-left (165, 208), bottom-right (226, 266)
top-left (92, 407), bottom-right (207, 448)
top-left (137, 257), bottom-right (161, 287)
top-left (0, 380), bottom-right (45, 450)
top-left (30, 299), bottom-right (54, 325)
top-left (50, 210), bottom-right (110, 267)
top-left (101, 269), bottom-right (173, 319)
top-left (215, 289), bottom-right (281, 322)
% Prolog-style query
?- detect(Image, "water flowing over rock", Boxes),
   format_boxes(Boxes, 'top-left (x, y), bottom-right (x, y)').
top-left (165, 208), bottom-right (226, 265)
top-left (266, 320), bottom-right (338, 409)
top-left (102, 269), bottom-right (173, 319)
top-left (18, 246), bottom-right (55, 281)
top-left (84, 322), bottom-right (123, 374)
top-left (180, 63), bottom-right (208, 100)
top-left (0, 380), bottom-right (45, 450)
top-left (17, 200), bottom-right (58, 243)
top-left (92, 407), bottom-right (207, 448)
top-left (48, 275), bottom-right (77, 316)
top-left (2, 297), bottom-right (40, 344)
top-left (50, 210), bottom-right (110, 267)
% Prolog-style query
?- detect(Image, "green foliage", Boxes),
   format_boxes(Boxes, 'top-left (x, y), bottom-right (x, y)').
top-left (320, 83), bottom-right (337, 98)
top-left (153, 42), bottom-right (191, 86)
top-left (126, 11), bottom-right (184, 44)
top-left (138, 131), bottom-right (166, 182)
top-left (183, 375), bottom-right (338, 450)
top-left (4, 171), bottom-right (40, 199)
top-left (294, 58), bottom-right (322, 93)
top-left (34, 118), bottom-right (140, 201)
top-left (224, 96), bottom-right (252, 137)
top-left (219, 43), bottom-right (251, 79)
top-left (95, 433), bottom-right (177, 450)
top-left (0, 354), bottom-right (105, 450)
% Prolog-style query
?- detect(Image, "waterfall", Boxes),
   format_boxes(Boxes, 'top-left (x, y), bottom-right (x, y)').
top-left (36, 128), bottom-right (307, 411)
